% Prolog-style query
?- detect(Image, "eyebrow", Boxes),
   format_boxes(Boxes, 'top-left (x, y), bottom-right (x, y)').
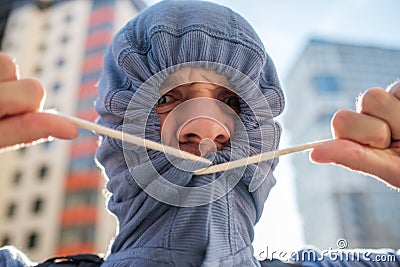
top-left (159, 76), bottom-right (184, 94)
top-left (159, 82), bottom-right (238, 100)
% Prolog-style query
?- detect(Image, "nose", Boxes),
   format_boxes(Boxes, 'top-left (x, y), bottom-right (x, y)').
top-left (178, 117), bottom-right (230, 156)
top-left (160, 97), bottom-right (236, 156)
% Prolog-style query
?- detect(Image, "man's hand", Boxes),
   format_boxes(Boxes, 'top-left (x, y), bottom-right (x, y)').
top-left (310, 81), bottom-right (400, 189)
top-left (0, 53), bottom-right (78, 151)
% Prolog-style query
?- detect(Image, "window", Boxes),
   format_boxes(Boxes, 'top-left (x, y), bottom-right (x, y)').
top-left (18, 147), bottom-right (26, 155)
top-left (13, 170), bottom-right (22, 185)
top-left (69, 155), bottom-right (97, 172)
top-left (1, 236), bottom-right (10, 247)
top-left (38, 42), bottom-right (47, 52)
top-left (59, 225), bottom-right (95, 245)
top-left (64, 14), bottom-right (73, 23)
top-left (65, 190), bottom-right (98, 207)
top-left (32, 197), bottom-right (44, 214)
top-left (52, 81), bottom-right (62, 93)
top-left (60, 35), bottom-right (69, 45)
top-left (38, 165), bottom-right (49, 180)
top-left (26, 232), bottom-right (39, 250)
top-left (34, 65), bottom-right (43, 75)
top-left (6, 202), bottom-right (17, 219)
top-left (313, 74), bottom-right (340, 94)
top-left (56, 58), bottom-right (65, 68)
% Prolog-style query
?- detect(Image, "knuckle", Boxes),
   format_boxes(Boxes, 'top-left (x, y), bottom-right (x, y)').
top-left (0, 54), bottom-right (16, 78)
top-left (373, 122), bottom-right (391, 148)
top-left (20, 78), bottom-right (45, 106)
top-left (348, 145), bottom-right (366, 168)
top-left (331, 109), bottom-right (351, 136)
top-left (358, 88), bottom-right (387, 113)
top-left (387, 80), bottom-right (400, 96)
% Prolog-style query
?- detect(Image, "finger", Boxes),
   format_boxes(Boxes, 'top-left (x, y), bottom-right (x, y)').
top-left (0, 112), bottom-right (78, 149)
top-left (387, 80), bottom-right (400, 98)
top-left (357, 87), bottom-right (400, 140)
top-left (331, 109), bottom-right (391, 149)
top-left (0, 78), bottom-right (45, 118)
top-left (0, 53), bottom-right (19, 81)
top-left (310, 139), bottom-right (400, 188)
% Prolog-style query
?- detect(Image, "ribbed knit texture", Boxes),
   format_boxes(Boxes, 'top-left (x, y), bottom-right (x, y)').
top-left (0, 247), bottom-right (36, 267)
top-left (95, 1), bottom-right (283, 266)
top-left (1, 1), bottom-right (400, 267)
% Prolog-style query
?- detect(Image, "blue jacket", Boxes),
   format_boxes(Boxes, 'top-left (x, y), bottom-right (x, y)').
top-left (95, 0), bottom-right (283, 266)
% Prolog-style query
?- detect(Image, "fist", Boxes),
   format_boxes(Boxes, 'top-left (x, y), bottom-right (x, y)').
top-left (0, 53), bottom-right (78, 150)
top-left (311, 81), bottom-right (400, 188)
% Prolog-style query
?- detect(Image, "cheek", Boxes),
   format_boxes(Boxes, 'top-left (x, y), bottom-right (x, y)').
top-left (226, 117), bottom-right (236, 137)
top-left (158, 113), bottom-right (167, 135)
top-left (217, 108), bottom-right (237, 138)
top-left (157, 112), bottom-right (178, 146)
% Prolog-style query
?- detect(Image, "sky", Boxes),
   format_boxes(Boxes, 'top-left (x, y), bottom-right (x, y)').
top-left (143, 0), bottom-right (400, 258)
top-left (144, 0), bottom-right (400, 79)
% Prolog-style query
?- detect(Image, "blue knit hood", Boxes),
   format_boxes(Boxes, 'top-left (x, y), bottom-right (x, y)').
top-left (95, 0), bottom-right (285, 266)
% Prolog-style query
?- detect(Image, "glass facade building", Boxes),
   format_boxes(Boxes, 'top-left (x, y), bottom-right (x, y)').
top-left (283, 38), bottom-right (400, 250)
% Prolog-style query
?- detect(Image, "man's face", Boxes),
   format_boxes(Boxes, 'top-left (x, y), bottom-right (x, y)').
top-left (155, 82), bottom-right (240, 156)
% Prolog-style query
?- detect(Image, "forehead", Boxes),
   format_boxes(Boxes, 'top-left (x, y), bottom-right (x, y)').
top-left (159, 66), bottom-right (234, 95)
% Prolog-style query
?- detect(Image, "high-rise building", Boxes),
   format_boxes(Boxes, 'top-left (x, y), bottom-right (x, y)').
top-left (283, 38), bottom-right (400, 250)
top-left (0, 0), bottom-right (14, 42)
top-left (0, 0), bottom-right (146, 262)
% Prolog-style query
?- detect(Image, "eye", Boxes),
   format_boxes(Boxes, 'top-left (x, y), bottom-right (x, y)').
top-left (157, 94), bottom-right (175, 106)
top-left (223, 95), bottom-right (241, 107)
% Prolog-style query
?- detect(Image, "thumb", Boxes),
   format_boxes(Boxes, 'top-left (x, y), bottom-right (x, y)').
top-left (310, 139), bottom-right (399, 187)
top-left (310, 139), bottom-right (365, 166)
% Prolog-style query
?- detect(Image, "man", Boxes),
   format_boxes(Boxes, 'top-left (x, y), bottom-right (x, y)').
top-left (0, 1), bottom-right (399, 266)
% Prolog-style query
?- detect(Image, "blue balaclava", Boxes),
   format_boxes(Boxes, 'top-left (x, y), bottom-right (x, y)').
top-left (95, 1), bottom-right (285, 266)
